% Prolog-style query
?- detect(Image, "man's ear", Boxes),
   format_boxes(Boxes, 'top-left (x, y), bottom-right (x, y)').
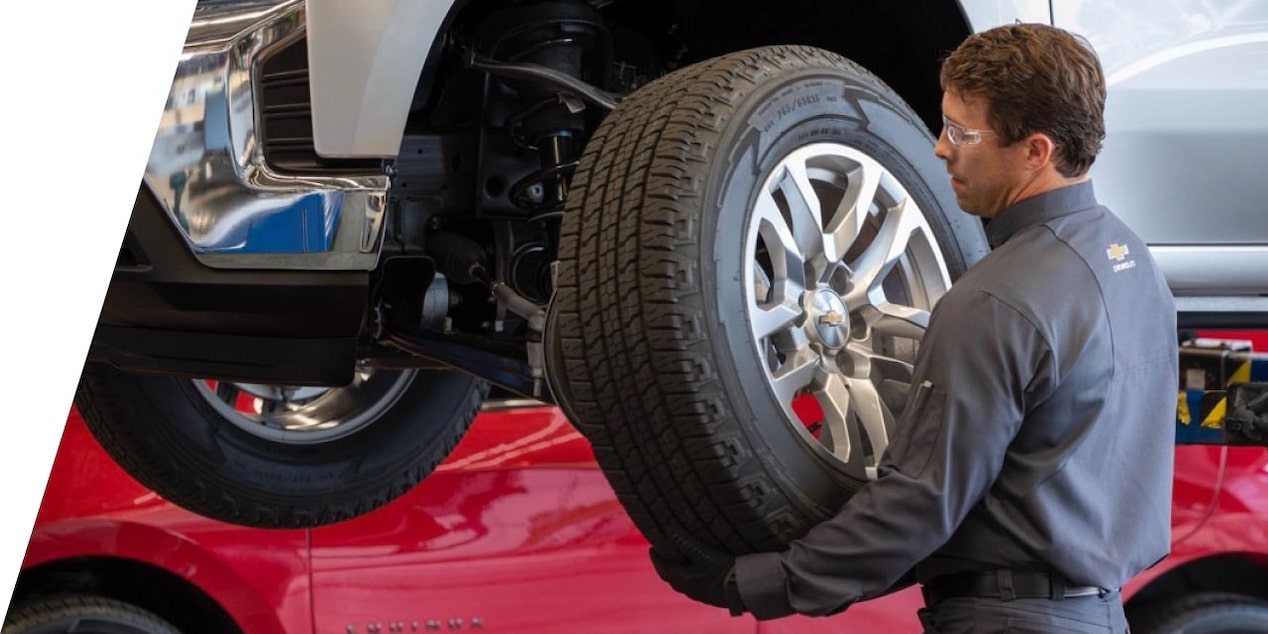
top-left (1023, 132), bottom-right (1056, 171)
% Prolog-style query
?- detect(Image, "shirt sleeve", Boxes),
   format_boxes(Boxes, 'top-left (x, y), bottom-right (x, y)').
top-left (733, 290), bottom-right (1055, 619)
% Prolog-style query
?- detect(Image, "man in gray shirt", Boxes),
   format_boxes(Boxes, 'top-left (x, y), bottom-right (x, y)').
top-left (652, 23), bottom-right (1178, 633)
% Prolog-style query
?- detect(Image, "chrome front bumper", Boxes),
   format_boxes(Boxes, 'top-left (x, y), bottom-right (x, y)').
top-left (143, 0), bottom-right (388, 271)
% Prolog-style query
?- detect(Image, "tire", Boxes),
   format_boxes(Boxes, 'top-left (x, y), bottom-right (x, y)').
top-left (3, 595), bottom-right (180, 634)
top-left (552, 45), bottom-right (988, 554)
top-left (75, 363), bottom-right (488, 528)
top-left (1130, 592), bottom-right (1268, 633)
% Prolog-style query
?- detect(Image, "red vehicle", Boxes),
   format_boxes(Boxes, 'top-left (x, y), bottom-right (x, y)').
top-left (9, 365), bottom-right (1268, 632)
top-left (9, 402), bottom-right (919, 634)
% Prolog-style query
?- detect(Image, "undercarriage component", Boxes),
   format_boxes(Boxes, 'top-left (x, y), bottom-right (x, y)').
top-left (384, 0), bottom-right (621, 403)
top-left (473, 0), bottom-right (612, 231)
top-left (424, 229), bottom-right (545, 330)
top-left (509, 241), bottom-right (553, 304)
top-left (467, 53), bottom-right (620, 111)
top-left (383, 329), bottom-right (546, 401)
top-left (427, 231), bottom-right (489, 286)
top-left (420, 273), bottom-right (452, 331)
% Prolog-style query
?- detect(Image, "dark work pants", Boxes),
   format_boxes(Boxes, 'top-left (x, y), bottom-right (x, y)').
top-left (916, 590), bottom-right (1130, 633)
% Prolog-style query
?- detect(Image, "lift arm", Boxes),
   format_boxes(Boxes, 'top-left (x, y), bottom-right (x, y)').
top-left (1176, 338), bottom-right (1268, 446)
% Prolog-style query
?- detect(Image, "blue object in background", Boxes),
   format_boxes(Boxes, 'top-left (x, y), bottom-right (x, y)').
top-left (239, 191), bottom-right (340, 253)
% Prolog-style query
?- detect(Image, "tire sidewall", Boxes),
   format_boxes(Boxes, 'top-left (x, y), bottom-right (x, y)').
top-left (4, 596), bottom-right (179, 634)
top-left (1178, 608), bottom-right (1268, 631)
top-left (699, 63), bottom-right (987, 520)
top-left (1133, 596), bottom-right (1268, 634)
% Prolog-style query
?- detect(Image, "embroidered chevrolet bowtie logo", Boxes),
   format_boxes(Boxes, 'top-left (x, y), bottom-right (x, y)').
top-left (1106, 243), bottom-right (1130, 261)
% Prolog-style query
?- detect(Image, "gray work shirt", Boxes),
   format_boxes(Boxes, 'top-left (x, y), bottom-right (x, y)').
top-left (734, 180), bottom-right (1179, 620)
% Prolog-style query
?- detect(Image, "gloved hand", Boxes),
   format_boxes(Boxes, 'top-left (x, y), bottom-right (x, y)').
top-left (649, 532), bottom-right (746, 616)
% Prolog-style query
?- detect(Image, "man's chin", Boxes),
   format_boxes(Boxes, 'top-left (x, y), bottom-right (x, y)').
top-left (954, 195), bottom-right (985, 217)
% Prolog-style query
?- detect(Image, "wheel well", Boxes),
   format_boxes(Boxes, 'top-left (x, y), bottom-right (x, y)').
top-left (1127, 553), bottom-right (1268, 610)
top-left (432, 0), bottom-right (970, 139)
top-left (10, 557), bottom-right (241, 633)
top-left (634, 0), bottom-right (970, 137)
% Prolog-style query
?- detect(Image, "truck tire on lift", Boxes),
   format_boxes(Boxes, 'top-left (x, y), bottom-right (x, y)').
top-left (1129, 592), bottom-right (1268, 633)
top-left (75, 364), bottom-right (488, 528)
top-left (552, 46), bottom-right (989, 555)
top-left (3, 595), bottom-right (179, 634)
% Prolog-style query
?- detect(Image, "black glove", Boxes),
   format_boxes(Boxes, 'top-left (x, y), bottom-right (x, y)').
top-left (649, 532), bottom-right (746, 616)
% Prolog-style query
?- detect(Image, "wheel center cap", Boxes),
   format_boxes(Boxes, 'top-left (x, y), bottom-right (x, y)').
top-left (809, 288), bottom-right (850, 349)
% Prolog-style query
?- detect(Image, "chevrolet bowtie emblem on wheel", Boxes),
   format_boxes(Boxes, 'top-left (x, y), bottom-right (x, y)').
top-left (819, 310), bottom-right (846, 326)
top-left (1106, 243), bottom-right (1130, 261)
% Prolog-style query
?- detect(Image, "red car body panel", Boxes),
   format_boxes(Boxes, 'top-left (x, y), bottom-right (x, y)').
top-left (18, 328), bottom-right (1268, 633)
top-left (307, 407), bottom-right (749, 633)
top-left (27, 408), bottom-right (310, 634)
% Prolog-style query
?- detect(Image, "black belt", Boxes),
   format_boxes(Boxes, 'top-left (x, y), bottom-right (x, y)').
top-left (921, 570), bottom-right (1111, 606)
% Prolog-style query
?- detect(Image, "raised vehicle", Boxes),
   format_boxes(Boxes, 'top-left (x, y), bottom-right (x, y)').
top-left (80, 0), bottom-right (1268, 568)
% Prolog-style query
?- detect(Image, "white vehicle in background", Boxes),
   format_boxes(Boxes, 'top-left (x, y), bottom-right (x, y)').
top-left (78, 0), bottom-right (1267, 614)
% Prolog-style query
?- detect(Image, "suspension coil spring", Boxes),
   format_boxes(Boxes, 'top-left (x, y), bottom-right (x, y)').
top-left (471, 1), bottom-right (612, 225)
top-left (507, 117), bottom-right (580, 224)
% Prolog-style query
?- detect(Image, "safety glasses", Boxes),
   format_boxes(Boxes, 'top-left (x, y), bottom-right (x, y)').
top-left (941, 115), bottom-right (995, 147)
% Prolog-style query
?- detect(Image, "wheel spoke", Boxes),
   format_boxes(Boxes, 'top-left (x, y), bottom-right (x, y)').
top-left (753, 191), bottom-right (809, 300)
top-left (235, 382), bottom-right (287, 401)
top-left (753, 301), bottom-right (803, 339)
top-left (854, 347), bottom-right (916, 386)
top-left (213, 381), bottom-right (240, 406)
top-left (753, 262), bottom-right (773, 301)
top-left (814, 373), bottom-right (855, 460)
top-left (845, 197), bottom-right (922, 305)
top-left (770, 350), bottom-right (818, 405)
top-left (824, 155), bottom-right (882, 263)
top-left (259, 398), bottom-right (284, 415)
top-left (847, 377), bottom-right (894, 479)
top-left (868, 301), bottom-right (931, 339)
top-left (774, 162), bottom-right (826, 261)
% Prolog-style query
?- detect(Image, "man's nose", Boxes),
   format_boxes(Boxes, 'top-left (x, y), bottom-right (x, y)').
top-left (933, 127), bottom-right (952, 161)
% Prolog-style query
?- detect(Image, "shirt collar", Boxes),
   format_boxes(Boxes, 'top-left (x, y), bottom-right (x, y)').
top-left (984, 180), bottom-right (1099, 249)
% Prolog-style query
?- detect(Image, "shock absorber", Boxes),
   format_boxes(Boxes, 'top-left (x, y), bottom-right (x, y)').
top-left (474, 1), bottom-right (612, 226)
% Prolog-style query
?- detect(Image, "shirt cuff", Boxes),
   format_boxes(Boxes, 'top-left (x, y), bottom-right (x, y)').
top-left (734, 551), bottom-right (796, 620)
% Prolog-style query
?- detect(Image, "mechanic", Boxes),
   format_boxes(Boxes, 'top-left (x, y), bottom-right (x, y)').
top-left (650, 22), bottom-right (1179, 633)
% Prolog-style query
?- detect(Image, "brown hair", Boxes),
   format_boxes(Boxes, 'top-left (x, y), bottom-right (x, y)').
top-left (939, 23), bottom-right (1106, 177)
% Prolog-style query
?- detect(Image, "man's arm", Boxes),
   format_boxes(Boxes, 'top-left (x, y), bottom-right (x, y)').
top-left (734, 290), bottom-right (1054, 619)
